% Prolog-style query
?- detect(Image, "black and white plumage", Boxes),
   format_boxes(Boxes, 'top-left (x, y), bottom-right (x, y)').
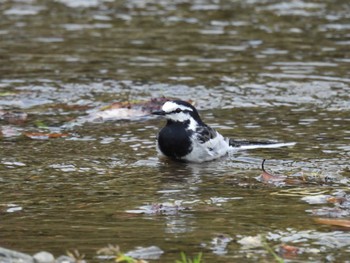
top-left (152, 100), bottom-right (232, 162)
top-left (152, 100), bottom-right (295, 163)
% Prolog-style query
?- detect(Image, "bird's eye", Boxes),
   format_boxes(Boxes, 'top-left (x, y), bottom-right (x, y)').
top-left (175, 108), bottom-right (181, 113)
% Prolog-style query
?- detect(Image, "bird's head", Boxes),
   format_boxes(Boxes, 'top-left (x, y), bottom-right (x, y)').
top-left (152, 100), bottom-right (202, 123)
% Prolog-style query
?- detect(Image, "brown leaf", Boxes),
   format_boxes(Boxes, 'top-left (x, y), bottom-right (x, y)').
top-left (105, 101), bottom-right (132, 110)
top-left (24, 132), bottom-right (69, 140)
top-left (258, 159), bottom-right (286, 183)
top-left (314, 218), bottom-right (350, 228)
top-left (327, 196), bottom-right (347, 204)
top-left (278, 244), bottom-right (299, 258)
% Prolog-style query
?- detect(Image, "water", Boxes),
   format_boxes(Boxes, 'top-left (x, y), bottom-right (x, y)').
top-left (1, 0), bottom-right (350, 262)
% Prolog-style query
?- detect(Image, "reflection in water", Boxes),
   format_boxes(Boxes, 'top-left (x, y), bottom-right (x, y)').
top-left (0, 0), bottom-right (350, 261)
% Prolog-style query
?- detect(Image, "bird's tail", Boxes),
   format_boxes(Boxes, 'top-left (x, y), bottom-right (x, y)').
top-left (228, 139), bottom-right (296, 149)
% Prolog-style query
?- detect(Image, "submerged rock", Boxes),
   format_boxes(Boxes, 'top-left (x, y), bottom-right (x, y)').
top-left (125, 246), bottom-right (164, 260)
top-left (0, 247), bottom-right (34, 263)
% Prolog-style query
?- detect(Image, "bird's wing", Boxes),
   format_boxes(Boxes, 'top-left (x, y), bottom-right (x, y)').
top-left (195, 125), bottom-right (218, 144)
top-left (184, 125), bottom-right (229, 162)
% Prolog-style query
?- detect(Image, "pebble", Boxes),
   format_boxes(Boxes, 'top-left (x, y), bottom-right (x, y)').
top-left (33, 251), bottom-right (55, 263)
top-left (55, 255), bottom-right (76, 263)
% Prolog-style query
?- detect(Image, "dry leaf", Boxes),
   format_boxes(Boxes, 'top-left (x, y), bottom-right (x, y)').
top-left (24, 132), bottom-right (69, 139)
top-left (327, 196), bottom-right (347, 205)
top-left (279, 244), bottom-right (299, 257)
top-left (314, 218), bottom-right (350, 228)
top-left (258, 159), bottom-right (287, 184)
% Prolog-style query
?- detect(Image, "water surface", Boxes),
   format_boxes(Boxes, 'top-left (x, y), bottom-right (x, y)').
top-left (0, 0), bottom-right (350, 262)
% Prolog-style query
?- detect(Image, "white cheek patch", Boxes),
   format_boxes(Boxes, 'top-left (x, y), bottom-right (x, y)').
top-left (188, 118), bottom-right (197, 130)
top-left (168, 112), bottom-right (190, 122)
top-left (162, 101), bottom-right (193, 113)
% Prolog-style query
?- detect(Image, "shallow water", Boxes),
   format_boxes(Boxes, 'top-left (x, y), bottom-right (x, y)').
top-left (1, 0), bottom-right (350, 262)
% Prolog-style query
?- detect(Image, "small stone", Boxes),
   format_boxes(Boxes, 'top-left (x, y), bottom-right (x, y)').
top-left (125, 246), bottom-right (164, 260)
top-left (55, 255), bottom-right (75, 263)
top-left (237, 235), bottom-right (263, 249)
top-left (33, 251), bottom-right (55, 263)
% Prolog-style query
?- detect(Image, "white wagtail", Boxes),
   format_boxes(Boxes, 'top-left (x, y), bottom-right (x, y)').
top-left (152, 100), bottom-right (294, 163)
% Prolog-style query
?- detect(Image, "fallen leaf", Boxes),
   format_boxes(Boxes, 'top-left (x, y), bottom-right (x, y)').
top-left (278, 244), bottom-right (299, 258)
top-left (260, 159), bottom-right (276, 180)
top-left (257, 159), bottom-right (287, 184)
top-left (103, 101), bottom-right (133, 110)
top-left (314, 218), bottom-right (350, 228)
top-left (327, 196), bottom-right (347, 205)
top-left (24, 132), bottom-right (69, 140)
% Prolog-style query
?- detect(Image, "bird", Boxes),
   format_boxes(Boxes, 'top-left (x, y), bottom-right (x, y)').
top-left (152, 100), bottom-right (294, 163)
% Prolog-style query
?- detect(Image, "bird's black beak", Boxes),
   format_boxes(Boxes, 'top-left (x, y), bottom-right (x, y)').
top-left (152, 110), bottom-right (166, 116)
